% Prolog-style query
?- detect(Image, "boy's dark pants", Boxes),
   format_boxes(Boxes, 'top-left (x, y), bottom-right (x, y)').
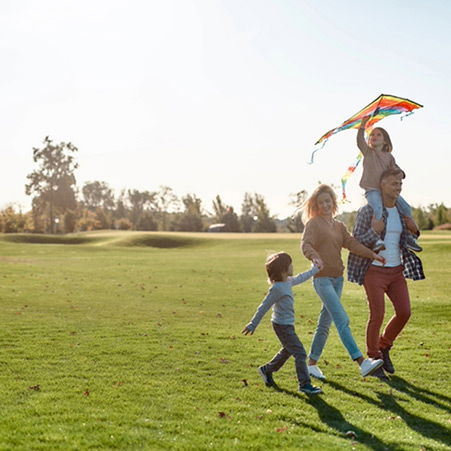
top-left (265, 323), bottom-right (310, 387)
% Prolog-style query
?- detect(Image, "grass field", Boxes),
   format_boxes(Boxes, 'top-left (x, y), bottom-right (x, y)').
top-left (0, 230), bottom-right (449, 450)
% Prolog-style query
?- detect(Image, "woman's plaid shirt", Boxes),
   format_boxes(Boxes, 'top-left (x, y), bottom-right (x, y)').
top-left (347, 204), bottom-right (425, 285)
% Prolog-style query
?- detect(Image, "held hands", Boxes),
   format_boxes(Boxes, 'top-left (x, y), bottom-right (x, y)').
top-left (242, 326), bottom-right (254, 336)
top-left (312, 257), bottom-right (324, 271)
top-left (372, 252), bottom-right (386, 265)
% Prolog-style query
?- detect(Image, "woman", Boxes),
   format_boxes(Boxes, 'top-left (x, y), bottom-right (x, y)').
top-left (301, 184), bottom-right (384, 379)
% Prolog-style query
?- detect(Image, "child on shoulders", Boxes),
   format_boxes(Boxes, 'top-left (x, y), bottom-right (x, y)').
top-left (357, 117), bottom-right (421, 253)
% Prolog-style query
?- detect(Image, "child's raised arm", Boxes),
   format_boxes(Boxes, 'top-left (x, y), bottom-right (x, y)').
top-left (289, 265), bottom-right (320, 286)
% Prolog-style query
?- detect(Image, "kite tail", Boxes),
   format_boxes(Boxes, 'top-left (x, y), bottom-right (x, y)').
top-left (308, 141), bottom-right (327, 164)
top-left (400, 111), bottom-right (415, 121)
top-left (340, 152), bottom-right (363, 202)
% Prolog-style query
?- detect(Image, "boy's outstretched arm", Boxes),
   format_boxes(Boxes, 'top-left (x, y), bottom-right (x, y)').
top-left (290, 265), bottom-right (320, 286)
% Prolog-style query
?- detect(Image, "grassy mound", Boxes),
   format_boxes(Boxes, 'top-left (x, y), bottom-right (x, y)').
top-left (0, 232), bottom-right (212, 249)
top-left (115, 234), bottom-right (207, 248)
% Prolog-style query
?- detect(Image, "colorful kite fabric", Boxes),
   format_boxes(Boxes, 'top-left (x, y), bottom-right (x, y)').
top-left (314, 94), bottom-right (423, 147)
top-left (310, 94), bottom-right (423, 201)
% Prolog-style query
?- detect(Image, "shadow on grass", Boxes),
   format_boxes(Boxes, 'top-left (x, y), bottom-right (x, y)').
top-left (273, 385), bottom-right (392, 450)
top-left (381, 376), bottom-right (451, 448)
top-left (388, 375), bottom-right (451, 413)
top-left (324, 378), bottom-right (451, 448)
top-left (2, 233), bottom-right (101, 245)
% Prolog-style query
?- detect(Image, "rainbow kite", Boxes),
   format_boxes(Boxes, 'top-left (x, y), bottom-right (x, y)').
top-left (310, 94), bottom-right (423, 201)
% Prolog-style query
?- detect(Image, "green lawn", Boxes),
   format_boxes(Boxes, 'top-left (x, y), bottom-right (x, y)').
top-left (0, 231), bottom-right (449, 450)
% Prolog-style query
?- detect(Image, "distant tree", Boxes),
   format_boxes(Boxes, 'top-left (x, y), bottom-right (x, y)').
top-left (287, 189), bottom-right (308, 233)
top-left (113, 189), bottom-right (129, 221)
top-left (63, 210), bottom-right (77, 233)
top-left (25, 137), bottom-right (78, 233)
top-left (252, 194), bottom-right (276, 233)
top-left (212, 195), bottom-right (241, 232)
top-left (82, 181), bottom-right (115, 211)
top-left (156, 186), bottom-right (179, 230)
top-left (240, 192), bottom-right (255, 233)
top-left (127, 189), bottom-right (157, 230)
top-left (240, 193), bottom-right (276, 233)
top-left (172, 194), bottom-right (204, 231)
top-left (77, 210), bottom-right (102, 231)
top-left (412, 207), bottom-right (430, 230)
top-left (434, 203), bottom-right (449, 226)
top-left (1, 206), bottom-right (27, 233)
top-left (117, 218), bottom-right (132, 230)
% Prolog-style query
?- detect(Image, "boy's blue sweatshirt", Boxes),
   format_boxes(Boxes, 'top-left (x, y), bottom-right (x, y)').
top-left (246, 266), bottom-right (319, 331)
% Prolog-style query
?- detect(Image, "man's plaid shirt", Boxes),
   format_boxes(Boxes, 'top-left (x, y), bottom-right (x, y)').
top-left (347, 204), bottom-right (425, 285)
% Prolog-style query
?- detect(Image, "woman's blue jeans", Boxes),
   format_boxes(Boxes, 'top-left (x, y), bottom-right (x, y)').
top-left (309, 277), bottom-right (363, 361)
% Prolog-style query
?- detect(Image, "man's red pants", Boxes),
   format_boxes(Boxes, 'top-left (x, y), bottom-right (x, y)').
top-left (363, 265), bottom-right (411, 359)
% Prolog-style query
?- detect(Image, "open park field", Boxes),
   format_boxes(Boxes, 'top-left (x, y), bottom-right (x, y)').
top-left (0, 231), bottom-right (449, 450)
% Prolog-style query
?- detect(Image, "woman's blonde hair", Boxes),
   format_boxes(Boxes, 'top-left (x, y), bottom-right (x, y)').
top-left (302, 184), bottom-right (338, 223)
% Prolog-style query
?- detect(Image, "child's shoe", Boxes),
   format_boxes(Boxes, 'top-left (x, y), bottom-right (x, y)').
top-left (406, 235), bottom-right (422, 252)
top-left (373, 239), bottom-right (386, 253)
top-left (360, 358), bottom-right (384, 377)
top-left (299, 383), bottom-right (323, 394)
top-left (308, 365), bottom-right (326, 380)
top-left (258, 365), bottom-right (275, 386)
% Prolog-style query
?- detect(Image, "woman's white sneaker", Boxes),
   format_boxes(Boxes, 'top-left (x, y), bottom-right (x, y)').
top-left (360, 358), bottom-right (384, 377)
top-left (308, 365), bottom-right (326, 380)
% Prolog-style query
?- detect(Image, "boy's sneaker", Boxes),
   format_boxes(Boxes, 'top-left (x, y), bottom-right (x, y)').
top-left (370, 367), bottom-right (389, 381)
top-left (258, 365), bottom-right (275, 386)
top-left (299, 383), bottom-right (323, 394)
top-left (308, 365), bottom-right (326, 380)
top-left (360, 358), bottom-right (384, 377)
top-left (381, 348), bottom-right (395, 374)
top-left (373, 239), bottom-right (386, 253)
top-left (406, 236), bottom-right (422, 252)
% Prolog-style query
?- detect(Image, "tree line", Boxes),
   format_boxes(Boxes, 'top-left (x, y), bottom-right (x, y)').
top-left (1, 137), bottom-right (450, 234)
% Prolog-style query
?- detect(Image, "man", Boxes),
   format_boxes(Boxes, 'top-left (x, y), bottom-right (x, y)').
top-left (348, 168), bottom-right (425, 380)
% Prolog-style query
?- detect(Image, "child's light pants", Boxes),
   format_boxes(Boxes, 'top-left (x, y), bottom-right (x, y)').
top-left (365, 189), bottom-right (412, 221)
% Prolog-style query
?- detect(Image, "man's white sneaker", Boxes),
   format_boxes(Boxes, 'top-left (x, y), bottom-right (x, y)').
top-left (308, 365), bottom-right (326, 380)
top-left (360, 358), bottom-right (384, 377)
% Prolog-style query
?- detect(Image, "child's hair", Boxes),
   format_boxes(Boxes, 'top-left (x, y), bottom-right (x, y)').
top-left (266, 252), bottom-right (292, 282)
top-left (370, 127), bottom-right (393, 153)
top-left (302, 184), bottom-right (338, 223)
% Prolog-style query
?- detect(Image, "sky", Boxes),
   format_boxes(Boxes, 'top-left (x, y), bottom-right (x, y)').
top-left (2, 0), bottom-right (450, 218)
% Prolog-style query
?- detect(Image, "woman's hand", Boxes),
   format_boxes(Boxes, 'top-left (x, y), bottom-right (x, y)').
top-left (312, 257), bottom-right (324, 270)
top-left (372, 252), bottom-right (386, 265)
